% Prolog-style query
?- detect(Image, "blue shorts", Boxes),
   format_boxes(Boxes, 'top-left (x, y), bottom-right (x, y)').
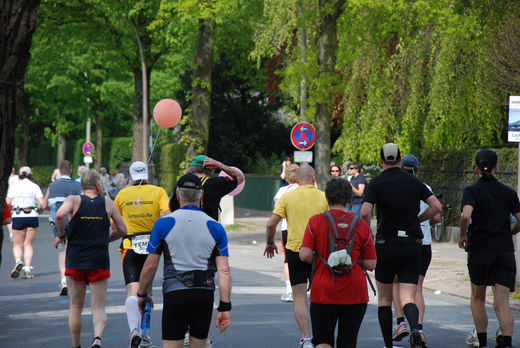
top-left (12, 217), bottom-right (39, 230)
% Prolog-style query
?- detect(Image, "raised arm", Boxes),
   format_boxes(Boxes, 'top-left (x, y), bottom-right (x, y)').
top-left (204, 157), bottom-right (245, 185)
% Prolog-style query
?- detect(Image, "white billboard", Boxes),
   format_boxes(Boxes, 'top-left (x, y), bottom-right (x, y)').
top-left (508, 96), bottom-right (520, 142)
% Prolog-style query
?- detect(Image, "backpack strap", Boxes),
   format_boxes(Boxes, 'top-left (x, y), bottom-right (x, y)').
top-left (324, 211), bottom-right (360, 265)
top-left (200, 177), bottom-right (210, 209)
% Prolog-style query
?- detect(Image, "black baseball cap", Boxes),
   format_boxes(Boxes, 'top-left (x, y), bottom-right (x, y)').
top-left (177, 174), bottom-right (202, 189)
top-left (475, 149), bottom-right (497, 172)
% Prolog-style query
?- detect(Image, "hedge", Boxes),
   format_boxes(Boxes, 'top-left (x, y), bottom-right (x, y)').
top-left (155, 142), bottom-right (187, 195)
top-left (419, 147), bottom-right (518, 226)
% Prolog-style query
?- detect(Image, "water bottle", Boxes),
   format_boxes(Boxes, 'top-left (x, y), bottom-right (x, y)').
top-left (141, 301), bottom-right (151, 337)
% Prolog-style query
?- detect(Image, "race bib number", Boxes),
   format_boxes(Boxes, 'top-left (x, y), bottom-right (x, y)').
top-left (131, 234), bottom-right (150, 254)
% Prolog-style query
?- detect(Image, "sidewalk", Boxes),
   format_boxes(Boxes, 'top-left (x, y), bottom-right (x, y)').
top-left (230, 208), bottom-right (520, 311)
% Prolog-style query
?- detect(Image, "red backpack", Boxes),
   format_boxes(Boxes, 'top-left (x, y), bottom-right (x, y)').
top-left (309, 211), bottom-right (376, 295)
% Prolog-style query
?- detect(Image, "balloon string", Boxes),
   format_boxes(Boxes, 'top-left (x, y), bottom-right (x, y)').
top-left (148, 126), bottom-right (161, 165)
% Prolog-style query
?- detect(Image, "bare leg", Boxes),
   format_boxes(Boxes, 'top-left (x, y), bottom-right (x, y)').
top-left (470, 283), bottom-right (488, 334)
top-left (22, 227), bottom-right (37, 267)
top-left (12, 229), bottom-right (25, 262)
top-left (392, 277), bottom-right (404, 318)
top-left (416, 275), bottom-right (426, 324)
top-left (492, 284), bottom-right (513, 336)
top-left (89, 279), bottom-right (108, 339)
top-left (292, 283), bottom-right (310, 339)
top-left (162, 339), bottom-right (186, 348)
top-left (189, 336), bottom-right (207, 348)
top-left (68, 276), bottom-right (87, 347)
top-left (58, 250), bottom-right (66, 280)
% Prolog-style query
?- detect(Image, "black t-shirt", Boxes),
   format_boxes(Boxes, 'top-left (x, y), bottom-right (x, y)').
top-left (169, 175), bottom-right (238, 221)
top-left (363, 167), bottom-right (433, 239)
top-left (461, 175), bottom-right (520, 252)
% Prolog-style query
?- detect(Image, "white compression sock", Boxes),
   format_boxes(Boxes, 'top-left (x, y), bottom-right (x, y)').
top-left (125, 296), bottom-right (140, 331)
top-left (285, 280), bottom-right (292, 293)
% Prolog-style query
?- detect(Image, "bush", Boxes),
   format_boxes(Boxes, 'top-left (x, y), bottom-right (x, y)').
top-left (30, 165), bottom-right (55, 189)
top-left (155, 142), bottom-right (187, 195)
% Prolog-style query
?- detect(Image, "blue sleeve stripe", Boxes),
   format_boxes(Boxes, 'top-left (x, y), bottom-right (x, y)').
top-left (207, 220), bottom-right (229, 257)
top-left (147, 216), bottom-right (175, 253)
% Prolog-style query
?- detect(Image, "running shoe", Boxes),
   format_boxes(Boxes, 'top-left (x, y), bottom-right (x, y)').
top-left (466, 328), bottom-right (479, 347)
top-left (59, 280), bottom-right (68, 296)
top-left (10, 261), bottom-right (24, 278)
top-left (23, 266), bottom-right (34, 279)
top-left (138, 335), bottom-right (151, 348)
top-left (281, 291), bottom-right (294, 302)
top-left (419, 329), bottom-right (427, 344)
top-left (299, 336), bottom-right (314, 348)
top-left (409, 330), bottom-right (427, 348)
top-left (206, 339), bottom-right (213, 348)
top-left (91, 337), bottom-right (102, 348)
top-left (183, 331), bottom-right (190, 346)
top-left (392, 322), bottom-right (409, 341)
top-left (129, 328), bottom-right (141, 348)
top-left (495, 326), bottom-right (505, 347)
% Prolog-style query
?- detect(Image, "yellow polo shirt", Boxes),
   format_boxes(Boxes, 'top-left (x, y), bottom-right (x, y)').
top-left (273, 184), bottom-right (328, 252)
top-left (114, 184), bottom-right (170, 249)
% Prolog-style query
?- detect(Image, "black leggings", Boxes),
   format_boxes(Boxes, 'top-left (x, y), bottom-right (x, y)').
top-left (310, 302), bottom-right (367, 348)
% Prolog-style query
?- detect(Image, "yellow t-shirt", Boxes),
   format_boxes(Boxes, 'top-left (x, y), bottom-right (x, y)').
top-left (273, 184), bottom-right (328, 252)
top-left (114, 184), bottom-right (170, 249)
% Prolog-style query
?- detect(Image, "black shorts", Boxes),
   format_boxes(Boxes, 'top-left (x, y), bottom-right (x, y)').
top-left (375, 237), bottom-right (422, 284)
top-left (467, 250), bottom-right (516, 292)
top-left (420, 245), bottom-right (432, 276)
top-left (281, 230), bottom-right (288, 263)
top-left (310, 302), bottom-right (367, 347)
top-left (162, 289), bottom-right (214, 340)
top-left (121, 249), bottom-right (148, 285)
top-left (12, 217), bottom-right (39, 230)
top-left (286, 249), bottom-right (311, 286)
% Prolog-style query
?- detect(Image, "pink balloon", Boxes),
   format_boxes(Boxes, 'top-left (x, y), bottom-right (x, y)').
top-left (153, 99), bottom-right (182, 128)
top-left (219, 166), bottom-right (245, 196)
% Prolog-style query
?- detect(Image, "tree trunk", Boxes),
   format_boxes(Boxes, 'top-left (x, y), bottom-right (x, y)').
top-left (132, 67), bottom-right (151, 163)
top-left (0, 0), bottom-right (40, 219)
top-left (95, 112), bottom-right (102, 170)
top-left (57, 134), bottom-right (66, 164)
top-left (315, 0), bottom-right (344, 190)
top-left (187, 18), bottom-right (214, 157)
top-left (17, 109), bottom-right (29, 166)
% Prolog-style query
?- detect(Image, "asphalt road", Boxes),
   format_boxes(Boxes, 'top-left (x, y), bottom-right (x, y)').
top-left (0, 216), bottom-right (518, 347)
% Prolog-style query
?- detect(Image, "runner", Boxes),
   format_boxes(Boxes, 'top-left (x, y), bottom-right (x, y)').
top-left (169, 155), bottom-right (244, 221)
top-left (360, 143), bottom-right (441, 348)
top-left (55, 170), bottom-right (127, 348)
top-left (458, 149), bottom-right (520, 348)
top-left (392, 155), bottom-right (440, 344)
top-left (273, 163), bottom-right (299, 302)
top-left (114, 161), bottom-right (170, 348)
top-left (43, 160), bottom-right (82, 295)
top-left (264, 163), bottom-right (329, 348)
top-left (137, 174), bottom-right (232, 348)
top-left (6, 166), bottom-right (45, 279)
top-left (300, 178), bottom-right (376, 347)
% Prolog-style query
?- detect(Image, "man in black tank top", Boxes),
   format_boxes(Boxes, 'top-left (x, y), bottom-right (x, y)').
top-left (55, 170), bottom-right (127, 348)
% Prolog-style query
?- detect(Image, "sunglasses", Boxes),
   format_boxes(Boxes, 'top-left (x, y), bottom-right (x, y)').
top-left (348, 167), bottom-right (356, 170)
top-left (331, 170), bottom-right (340, 173)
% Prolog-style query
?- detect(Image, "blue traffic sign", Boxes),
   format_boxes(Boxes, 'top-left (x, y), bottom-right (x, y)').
top-left (290, 122), bottom-right (315, 150)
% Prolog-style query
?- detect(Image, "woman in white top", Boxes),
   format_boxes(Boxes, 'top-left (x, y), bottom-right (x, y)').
top-left (273, 163), bottom-right (299, 302)
top-left (6, 166), bottom-right (45, 279)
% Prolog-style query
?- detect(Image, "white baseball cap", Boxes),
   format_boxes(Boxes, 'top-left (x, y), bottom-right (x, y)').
top-left (129, 161), bottom-right (148, 181)
top-left (19, 166), bottom-right (32, 175)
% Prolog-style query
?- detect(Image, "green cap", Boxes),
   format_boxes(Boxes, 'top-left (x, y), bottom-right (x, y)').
top-left (191, 155), bottom-right (208, 167)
